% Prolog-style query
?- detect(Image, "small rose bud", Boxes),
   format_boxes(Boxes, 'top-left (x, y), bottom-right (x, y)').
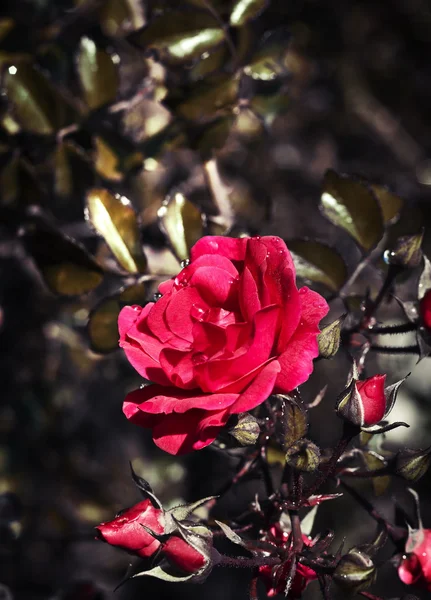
top-left (334, 548), bottom-right (376, 592)
top-left (229, 413), bottom-right (260, 446)
top-left (394, 447), bottom-right (431, 482)
top-left (384, 231), bottom-right (423, 269)
top-left (285, 439), bottom-right (321, 472)
top-left (318, 315), bottom-right (345, 359)
top-left (95, 499), bottom-right (164, 558)
top-left (336, 374), bottom-right (386, 427)
top-left (419, 289), bottom-right (431, 331)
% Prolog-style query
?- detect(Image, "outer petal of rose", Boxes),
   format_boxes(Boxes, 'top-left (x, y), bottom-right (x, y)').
top-left (124, 402), bottom-right (230, 455)
top-left (123, 385), bottom-right (238, 415)
top-left (275, 288), bottom-right (329, 392)
top-left (190, 236), bottom-right (248, 262)
top-left (163, 536), bottom-right (206, 572)
top-left (118, 306), bottom-right (171, 385)
top-left (230, 359), bottom-right (281, 413)
top-left (195, 305), bottom-right (279, 392)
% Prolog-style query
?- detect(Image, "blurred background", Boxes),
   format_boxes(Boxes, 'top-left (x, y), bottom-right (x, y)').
top-left (1, 0), bottom-right (431, 598)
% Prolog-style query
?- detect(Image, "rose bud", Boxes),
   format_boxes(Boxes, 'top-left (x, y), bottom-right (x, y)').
top-left (119, 236), bottom-right (329, 455)
top-left (95, 499), bottom-right (164, 558)
top-left (162, 534), bottom-right (208, 574)
top-left (419, 289), bottom-right (431, 331)
top-left (336, 374), bottom-right (387, 428)
top-left (398, 528), bottom-right (431, 591)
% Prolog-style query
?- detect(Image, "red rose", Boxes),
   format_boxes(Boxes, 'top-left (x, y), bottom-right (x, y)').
top-left (336, 374), bottom-right (389, 428)
top-left (95, 499), bottom-right (164, 558)
top-left (420, 289), bottom-right (431, 330)
top-left (119, 236), bottom-right (329, 455)
top-left (398, 529), bottom-right (431, 591)
top-left (162, 535), bottom-right (207, 573)
top-left (356, 374), bottom-right (387, 426)
top-left (258, 527), bottom-right (317, 598)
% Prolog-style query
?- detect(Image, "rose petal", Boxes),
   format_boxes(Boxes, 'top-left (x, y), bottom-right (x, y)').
top-left (159, 348), bottom-right (197, 389)
top-left (275, 287), bottom-right (329, 392)
top-left (191, 236), bottom-right (248, 262)
top-left (165, 287), bottom-right (207, 342)
top-left (163, 536), bottom-right (206, 573)
top-left (190, 266), bottom-right (239, 308)
top-left (230, 360), bottom-right (281, 413)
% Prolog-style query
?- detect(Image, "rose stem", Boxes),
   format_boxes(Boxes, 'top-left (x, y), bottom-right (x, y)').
top-left (206, 452), bottom-right (258, 510)
top-left (318, 574), bottom-right (333, 600)
top-left (259, 445), bottom-right (274, 498)
top-left (249, 573), bottom-right (259, 600)
top-left (303, 423), bottom-right (359, 498)
top-left (361, 265), bottom-right (401, 325)
top-left (289, 511), bottom-right (304, 553)
top-left (219, 555), bottom-right (281, 568)
top-left (338, 480), bottom-right (406, 543)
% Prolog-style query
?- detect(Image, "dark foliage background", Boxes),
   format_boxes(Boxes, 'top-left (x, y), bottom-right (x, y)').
top-left (1, 0), bottom-right (431, 599)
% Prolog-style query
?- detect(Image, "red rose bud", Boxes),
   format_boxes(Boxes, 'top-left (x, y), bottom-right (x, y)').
top-left (398, 529), bottom-right (431, 591)
top-left (336, 374), bottom-right (387, 427)
top-left (95, 499), bottom-right (164, 558)
top-left (162, 535), bottom-right (207, 573)
top-left (119, 236), bottom-right (329, 455)
top-left (420, 289), bottom-right (431, 331)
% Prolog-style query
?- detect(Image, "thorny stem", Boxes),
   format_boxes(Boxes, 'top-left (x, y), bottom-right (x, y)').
top-left (339, 481), bottom-right (406, 543)
top-left (362, 265), bottom-right (401, 325)
top-left (259, 445), bottom-right (275, 498)
top-left (304, 424), bottom-right (358, 497)
top-left (219, 555), bottom-right (281, 569)
top-left (206, 452), bottom-right (258, 510)
top-left (249, 574), bottom-right (259, 600)
top-left (318, 574), bottom-right (332, 600)
top-left (289, 511), bottom-right (304, 553)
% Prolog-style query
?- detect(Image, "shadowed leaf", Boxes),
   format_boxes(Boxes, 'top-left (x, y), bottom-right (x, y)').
top-left (176, 76), bottom-right (239, 122)
top-left (77, 37), bottom-right (118, 110)
top-left (363, 451), bottom-right (390, 496)
top-left (370, 184), bottom-right (403, 225)
top-left (321, 170), bottom-right (384, 251)
top-left (244, 28), bottom-right (290, 81)
top-left (86, 188), bottom-right (147, 273)
top-left (99, 0), bottom-right (146, 37)
top-left (135, 11), bottom-right (225, 64)
top-left (288, 239), bottom-right (348, 292)
top-left (21, 225), bottom-right (103, 296)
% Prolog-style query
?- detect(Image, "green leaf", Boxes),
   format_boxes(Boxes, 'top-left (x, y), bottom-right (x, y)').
top-left (230, 0), bottom-right (270, 27)
top-left (370, 184), bottom-right (403, 225)
top-left (277, 394), bottom-right (308, 449)
top-left (363, 451), bottom-right (390, 496)
top-left (87, 282), bottom-right (147, 354)
top-left (285, 439), bottom-right (320, 472)
top-left (244, 28), bottom-right (290, 80)
top-left (121, 98), bottom-right (172, 144)
top-left (135, 11), bottom-right (225, 64)
top-left (321, 170), bottom-right (384, 251)
top-left (3, 63), bottom-right (72, 134)
top-left (21, 224), bottom-right (103, 296)
top-left (76, 37), bottom-right (118, 110)
top-left (176, 75), bottom-right (239, 122)
top-left (158, 192), bottom-right (203, 262)
top-left (86, 188), bottom-right (147, 273)
top-left (288, 239), bottom-right (348, 293)
top-left (99, 0), bottom-right (145, 37)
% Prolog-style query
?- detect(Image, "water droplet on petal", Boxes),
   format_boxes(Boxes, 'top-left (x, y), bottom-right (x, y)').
top-left (153, 293), bottom-right (163, 302)
top-left (181, 259), bottom-right (190, 268)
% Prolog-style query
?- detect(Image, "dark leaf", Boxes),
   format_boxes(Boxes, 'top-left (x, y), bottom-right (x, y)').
top-left (130, 462), bottom-right (162, 508)
top-left (285, 439), bottom-right (320, 472)
top-left (288, 239), bottom-right (348, 293)
top-left (230, 0), bottom-right (270, 27)
top-left (278, 394), bottom-right (308, 449)
top-left (135, 11), bottom-right (225, 64)
top-left (121, 98), bottom-right (172, 144)
top-left (158, 191), bottom-right (203, 262)
top-left (87, 282), bottom-right (147, 353)
top-left (384, 231), bottom-right (423, 269)
top-left (362, 450), bottom-right (390, 496)
top-left (86, 188), bottom-right (147, 273)
top-left (20, 224), bottom-right (104, 296)
top-left (321, 170), bottom-right (384, 251)
top-left (370, 183), bottom-right (404, 225)
top-left (394, 446), bottom-right (431, 482)
top-left (77, 37), bottom-right (118, 111)
top-left (244, 28), bottom-right (290, 81)
top-left (99, 0), bottom-right (146, 37)
top-left (3, 63), bottom-right (73, 134)
top-left (176, 76), bottom-right (239, 122)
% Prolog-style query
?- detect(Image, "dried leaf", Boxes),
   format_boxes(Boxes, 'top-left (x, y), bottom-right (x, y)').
top-left (321, 170), bottom-right (384, 251)
top-left (86, 188), bottom-right (146, 273)
top-left (288, 239), bottom-right (348, 293)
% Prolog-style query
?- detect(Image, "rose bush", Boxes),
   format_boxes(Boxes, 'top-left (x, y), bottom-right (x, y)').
top-left (119, 236), bottom-right (329, 454)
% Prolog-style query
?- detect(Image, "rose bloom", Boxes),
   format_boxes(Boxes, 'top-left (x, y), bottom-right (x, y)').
top-left (398, 529), bottom-right (431, 591)
top-left (96, 499), bottom-right (164, 558)
top-left (96, 500), bottom-right (207, 573)
top-left (119, 236), bottom-right (329, 454)
top-left (258, 526), bottom-right (317, 598)
top-left (356, 374), bottom-right (387, 426)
